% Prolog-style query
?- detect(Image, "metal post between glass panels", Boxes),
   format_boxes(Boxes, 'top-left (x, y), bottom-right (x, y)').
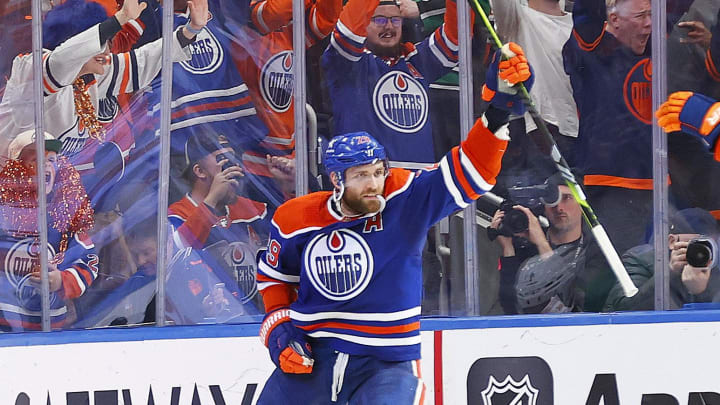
top-left (31, 0), bottom-right (51, 332)
top-left (651, 0), bottom-right (669, 311)
top-left (155, 0), bottom-right (176, 326)
top-left (293, 0), bottom-right (309, 197)
top-left (457, 0), bottom-right (478, 315)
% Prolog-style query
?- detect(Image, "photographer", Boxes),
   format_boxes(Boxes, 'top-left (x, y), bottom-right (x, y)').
top-left (604, 208), bottom-right (720, 311)
top-left (490, 174), bottom-right (612, 314)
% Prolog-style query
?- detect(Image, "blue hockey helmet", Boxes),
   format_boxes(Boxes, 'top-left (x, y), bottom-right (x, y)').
top-left (324, 132), bottom-right (387, 180)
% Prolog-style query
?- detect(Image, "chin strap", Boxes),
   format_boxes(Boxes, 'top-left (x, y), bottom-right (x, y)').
top-left (332, 181), bottom-right (345, 204)
top-left (330, 170), bottom-right (389, 220)
top-left (332, 192), bottom-right (387, 220)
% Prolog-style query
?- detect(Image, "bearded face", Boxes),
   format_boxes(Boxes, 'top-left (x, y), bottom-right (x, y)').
top-left (365, 5), bottom-right (403, 57)
top-left (334, 161), bottom-right (387, 216)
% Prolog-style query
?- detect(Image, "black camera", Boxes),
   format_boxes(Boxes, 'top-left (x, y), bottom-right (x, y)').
top-left (686, 237), bottom-right (717, 268)
top-left (493, 200), bottom-right (542, 237)
top-left (492, 183), bottom-right (560, 238)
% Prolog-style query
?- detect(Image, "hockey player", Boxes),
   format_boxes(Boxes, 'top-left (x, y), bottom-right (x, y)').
top-left (254, 43), bottom-right (533, 404)
top-left (0, 0), bottom-right (209, 173)
top-left (321, 0), bottom-right (469, 166)
top-left (0, 129), bottom-right (98, 331)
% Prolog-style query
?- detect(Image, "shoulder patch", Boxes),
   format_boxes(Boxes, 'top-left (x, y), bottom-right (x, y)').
top-left (230, 197), bottom-right (268, 221)
top-left (383, 168), bottom-right (413, 200)
top-left (273, 192), bottom-right (337, 236)
top-left (168, 197), bottom-right (196, 221)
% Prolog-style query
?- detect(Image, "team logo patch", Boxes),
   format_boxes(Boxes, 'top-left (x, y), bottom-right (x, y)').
top-left (4, 237), bottom-right (58, 310)
top-left (303, 229), bottom-right (374, 301)
top-left (260, 50), bottom-right (294, 113)
top-left (228, 241), bottom-right (258, 303)
top-left (180, 26), bottom-right (224, 75)
top-left (372, 70), bottom-right (428, 133)
top-left (623, 58), bottom-right (652, 124)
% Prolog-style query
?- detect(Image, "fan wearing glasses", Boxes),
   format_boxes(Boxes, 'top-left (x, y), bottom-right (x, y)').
top-left (322, 0), bottom-right (470, 166)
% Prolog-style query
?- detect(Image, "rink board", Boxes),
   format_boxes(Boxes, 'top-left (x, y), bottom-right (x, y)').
top-left (2, 311), bottom-right (720, 404)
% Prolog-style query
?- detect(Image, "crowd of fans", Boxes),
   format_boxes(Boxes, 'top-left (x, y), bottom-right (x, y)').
top-left (0, 0), bottom-right (719, 332)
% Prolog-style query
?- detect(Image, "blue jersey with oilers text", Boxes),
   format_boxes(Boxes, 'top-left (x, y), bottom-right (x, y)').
top-left (0, 223), bottom-right (98, 331)
top-left (321, 0), bottom-right (460, 165)
top-left (257, 118), bottom-right (506, 361)
top-left (166, 0), bottom-right (268, 155)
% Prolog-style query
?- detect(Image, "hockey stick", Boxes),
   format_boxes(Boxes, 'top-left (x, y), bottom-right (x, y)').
top-left (469, 0), bottom-right (638, 297)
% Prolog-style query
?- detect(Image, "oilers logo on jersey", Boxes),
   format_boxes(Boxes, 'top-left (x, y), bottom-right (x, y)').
top-left (228, 241), bottom-right (258, 303)
top-left (372, 70), bottom-right (428, 133)
top-left (303, 229), bottom-right (374, 301)
top-left (60, 123), bottom-right (88, 158)
top-left (623, 58), bottom-right (652, 125)
top-left (3, 237), bottom-right (48, 286)
top-left (180, 26), bottom-right (224, 75)
top-left (3, 237), bottom-right (59, 310)
top-left (260, 50), bottom-right (294, 113)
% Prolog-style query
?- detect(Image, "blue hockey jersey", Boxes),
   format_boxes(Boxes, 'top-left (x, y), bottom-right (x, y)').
top-left (257, 117), bottom-right (507, 361)
top-left (169, 0), bottom-right (268, 156)
top-left (0, 226), bottom-right (98, 331)
top-left (321, 0), bottom-right (462, 165)
top-left (562, 0), bottom-right (653, 189)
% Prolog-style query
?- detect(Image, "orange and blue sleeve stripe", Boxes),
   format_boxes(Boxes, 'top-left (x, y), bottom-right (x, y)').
top-left (105, 51), bottom-right (140, 96)
top-left (308, 0), bottom-right (342, 41)
top-left (427, 0), bottom-right (460, 68)
top-left (329, 0), bottom-right (379, 61)
top-left (43, 53), bottom-right (64, 95)
top-left (438, 118), bottom-right (507, 208)
top-left (570, 0), bottom-right (607, 52)
top-left (168, 204), bottom-right (215, 250)
top-left (60, 233), bottom-right (98, 299)
top-left (706, 30), bottom-right (720, 82)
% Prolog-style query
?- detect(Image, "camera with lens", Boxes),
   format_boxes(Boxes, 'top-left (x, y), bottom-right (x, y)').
top-left (486, 182), bottom-right (560, 239)
top-left (686, 237), bottom-right (717, 268)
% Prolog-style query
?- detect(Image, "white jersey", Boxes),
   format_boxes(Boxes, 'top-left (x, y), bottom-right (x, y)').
top-left (0, 22), bottom-right (191, 168)
top-left (490, 0), bottom-right (578, 138)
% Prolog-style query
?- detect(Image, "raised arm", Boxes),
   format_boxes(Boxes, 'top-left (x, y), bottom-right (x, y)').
top-left (489, 0), bottom-right (521, 40)
top-left (409, 0), bottom-right (471, 83)
top-left (705, 9), bottom-right (720, 82)
top-left (250, 0), bottom-right (342, 42)
top-left (571, 0), bottom-right (608, 51)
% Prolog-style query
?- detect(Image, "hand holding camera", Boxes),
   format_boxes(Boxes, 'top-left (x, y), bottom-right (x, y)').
top-left (669, 235), bottom-right (717, 294)
top-left (681, 264), bottom-right (711, 295)
top-left (486, 181), bottom-right (557, 254)
top-left (490, 205), bottom-right (551, 257)
top-left (204, 155), bottom-right (244, 208)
